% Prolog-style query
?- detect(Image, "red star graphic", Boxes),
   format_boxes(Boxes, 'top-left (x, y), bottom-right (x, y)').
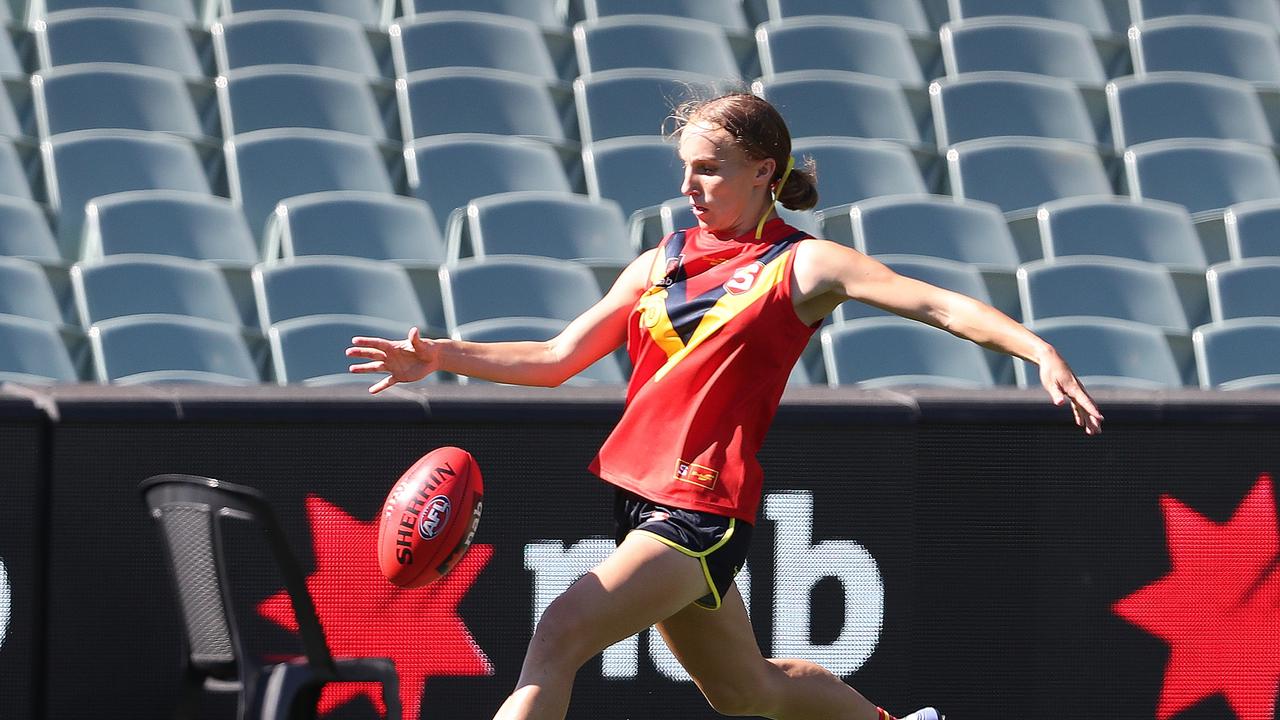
top-left (259, 495), bottom-right (493, 719)
top-left (1113, 474), bottom-right (1280, 720)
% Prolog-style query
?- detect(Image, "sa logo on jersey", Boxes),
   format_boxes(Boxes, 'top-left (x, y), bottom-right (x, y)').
top-left (724, 262), bottom-right (765, 295)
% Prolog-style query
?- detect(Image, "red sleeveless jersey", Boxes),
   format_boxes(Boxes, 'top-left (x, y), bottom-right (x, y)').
top-left (589, 218), bottom-right (817, 523)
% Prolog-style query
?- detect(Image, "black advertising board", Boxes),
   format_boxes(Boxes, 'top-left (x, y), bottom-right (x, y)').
top-left (15, 387), bottom-right (1280, 720)
top-left (0, 395), bottom-right (47, 720)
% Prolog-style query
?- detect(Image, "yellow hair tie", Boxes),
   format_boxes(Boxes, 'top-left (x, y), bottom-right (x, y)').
top-left (755, 155), bottom-right (796, 240)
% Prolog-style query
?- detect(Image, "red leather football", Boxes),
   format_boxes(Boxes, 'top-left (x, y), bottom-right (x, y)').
top-left (377, 447), bottom-right (484, 588)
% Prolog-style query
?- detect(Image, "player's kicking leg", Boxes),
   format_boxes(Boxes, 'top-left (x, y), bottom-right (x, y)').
top-left (657, 585), bottom-right (942, 719)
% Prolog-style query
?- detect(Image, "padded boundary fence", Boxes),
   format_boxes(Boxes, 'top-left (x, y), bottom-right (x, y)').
top-left (1, 384), bottom-right (1277, 720)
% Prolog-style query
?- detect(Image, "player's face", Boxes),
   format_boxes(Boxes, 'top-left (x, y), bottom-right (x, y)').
top-left (678, 121), bottom-right (774, 238)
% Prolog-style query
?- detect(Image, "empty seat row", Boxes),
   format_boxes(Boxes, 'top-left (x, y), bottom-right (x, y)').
top-left (11, 130), bottom-right (1280, 274)
top-left (13, 134), bottom-right (1280, 274)
top-left (15, 61), bottom-right (1280, 155)
top-left (16, 0), bottom-right (1280, 35)
top-left (9, 8), bottom-right (1280, 92)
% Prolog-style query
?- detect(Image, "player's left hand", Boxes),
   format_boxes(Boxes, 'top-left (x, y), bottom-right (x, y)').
top-left (1038, 349), bottom-right (1104, 435)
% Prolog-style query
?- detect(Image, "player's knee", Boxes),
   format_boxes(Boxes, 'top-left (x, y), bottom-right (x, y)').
top-left (699, 673), bottom-right (775, 717)
top-left (526, 600), bottom-right (595, 669)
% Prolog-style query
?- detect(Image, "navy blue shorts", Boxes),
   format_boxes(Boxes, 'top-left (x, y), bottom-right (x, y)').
top-left (613, 488), bottom-right (752, 610)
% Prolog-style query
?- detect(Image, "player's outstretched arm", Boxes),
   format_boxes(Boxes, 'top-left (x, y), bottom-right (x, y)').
top-left (793, 239), bottom-right (1103, 435)
top-left (346, 249), bottom-right (658, 392)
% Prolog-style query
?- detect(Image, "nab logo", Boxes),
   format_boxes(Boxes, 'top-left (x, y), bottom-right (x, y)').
top-left (724, 262), bottom-right (765, 295)
top-left (418, 496), bottom-right (451, 540)
top-left (656, 253), bottom-right (686, 288)
top-left (0, 557), bottom-right (9, 652)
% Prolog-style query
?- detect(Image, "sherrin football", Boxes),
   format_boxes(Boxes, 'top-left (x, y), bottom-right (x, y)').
top-left (377, 447), bottom-right (484, 588)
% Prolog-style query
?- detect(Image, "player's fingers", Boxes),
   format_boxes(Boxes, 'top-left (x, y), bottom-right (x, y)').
top-left (370, 375), bottom-right (397, 394)
top-left (1069, 385), bottom-right (1104, 421)
top-left (345, 346), bottom-right (386, 360)
top-left (348, 361), bottom-right (386, 374)
top-left (351, 335), bottom-right (397, 351)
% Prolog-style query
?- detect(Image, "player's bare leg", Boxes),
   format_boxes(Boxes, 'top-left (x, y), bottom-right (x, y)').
top-left (658, 585), bottom-right (921, 719)
top-left (492, 532), bottom-right (711, 720)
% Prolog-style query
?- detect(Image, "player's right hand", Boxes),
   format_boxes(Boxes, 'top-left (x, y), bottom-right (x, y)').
top-left (346, 326), bottom-right (439, 394)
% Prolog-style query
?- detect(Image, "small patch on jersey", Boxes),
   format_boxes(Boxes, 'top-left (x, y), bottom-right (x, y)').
top-left (724, 261), bottom-right (765, 295)
top-left (675, 459), bottom-right (719, 490)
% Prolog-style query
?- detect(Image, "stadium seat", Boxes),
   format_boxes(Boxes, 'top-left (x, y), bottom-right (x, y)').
top-left (1206, 258), bottom-right (1280, 322)
top-left (267, 191), bottom-right (443, 264)
top-left (453, 191), bottom-right (631, 265)
top-left (207, 0), bottom-right (388, 28)
top-left (399, 0), bottom-right (564, 33)
top-left (1015, 316), bottom-right (1184, 389)
top-left (81, 190), bottom-right (259, 324)
top-left (0, 257), bottom-right (66, 326)
top-left (0, 27), bottom-right (21, 82)
top-left (1129, 0), bottom-right (1280, 32)
top-left (211, 10), bottom-right (384, 80)
top-left (0, 84), bottom-right (31, 144)
top-left (395, 67), bottom-right (566, 145)
top-left (405, 133), bottom-right (572, 234)
top-left (945, 0), bottom-right (1114, 35)
top-left (1038, 196), bottom-right (1209, 324)
top-left (265, 190), bottom-right (446, 327)
top-left (253, 256), bottom-right (425, 335)
top-left (573, 68), bottom-right (724, 144)
top-left (43, 129), bottom-right (212, 258)
top-left (752, 70), bottom-right (925, 150)
top-left (224, 127), bottom-right (395, 240)
top-left (452, 316), bottom-right (625, 386)
top-left (755, 16), bottom-right (924, 87)
top-left (1037, 196), bottom-right (1205, 270)
top-left (582, 135), bottom-right (682, 220)
top-left (71, 254), bottom-right (242, 328)
top-left (439, 255), bottom-right (603, 331)
top-left (139, 474), bottom-right (403, 719)
top-left (269, 313), bottom-right (433, 385)
top-left (0, 196), bottom-right (61, 263)
top-left (216, 66), bottom-right (389, 140)
top-left (89, 313), bottom-right (259, 384)
top-left (1123, 138), bottom-right (1280, 215)
top-left (940, 17), bottom-right (1107, 86)
top-left (1225, 198), bottom-right (1280, 259)
top-left (946, 137), bottom-right (1112, 217)
top-left (843, 194), bottom-right (1020, 268)
top-left (821, 316), bottom-right (996, 388)
top-left (0, 314), bottom-right (79, 384)
top-left (82, 190), bottom-right (258, 264)
top-left (32, 63), bottom-right (208, 143)
top-left (1193, 317), bottom-right (1280, 389)
top-left (585, 0), bottom-right (750, 32)
top-left (930, 71), bottom-right (1097, 149)
top-left (27, 0), bottom-right (200, 25)
top-left (573, 16), bottom-right (740, 79)
top-left (1105, 71), bottom-right (1272, 149)
top-left (0, 138), bottom-right (33, 201)
top-left (34, 9), bottom-right (205, 79)
top-left (389, 12), bottom-right (559, 82)
top-left (1130, 16), bottom-right (1280, 84)
top-left (764, 0), bottom-right (932, 36)
top-left (793, 136), bottom-right (930, 209)
top-left (1019, 256), bottom-right (1188, 332)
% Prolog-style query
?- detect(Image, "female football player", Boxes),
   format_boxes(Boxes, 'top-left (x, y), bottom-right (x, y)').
top-left (348, 93), bottom-right (1103, 720)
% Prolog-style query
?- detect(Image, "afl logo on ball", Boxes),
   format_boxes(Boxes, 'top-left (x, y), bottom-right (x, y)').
top-left (418, 496), bottom-right (451, 540)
